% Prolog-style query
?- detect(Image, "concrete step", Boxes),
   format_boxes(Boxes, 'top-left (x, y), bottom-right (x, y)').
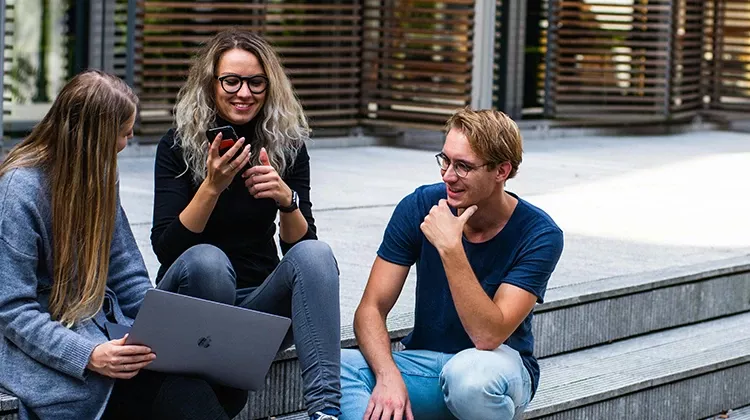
top-left (525, 312), bottom-right (750, 419)
top-left (371, 256), bottom-right (750, 359)
top-left (240, 257), bottom-right (750, 419)
top-left (533, 256), bottom-right (750, 358)
top-left (274, 313), bottom-right (750, 420)
top-left (3, 258), bottom-right (748, 420)
top-left (0, 391), bottom-right (17, 420)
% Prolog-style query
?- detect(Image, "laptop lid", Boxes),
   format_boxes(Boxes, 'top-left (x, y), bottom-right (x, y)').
top-left (125, 289), bottom-right (291, 390)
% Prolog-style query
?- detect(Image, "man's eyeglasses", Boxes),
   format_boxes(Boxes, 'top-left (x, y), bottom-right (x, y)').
top-left (216, 74), bottom-right (269, 95)
top-left (435, 152), bottom-right (491, 178)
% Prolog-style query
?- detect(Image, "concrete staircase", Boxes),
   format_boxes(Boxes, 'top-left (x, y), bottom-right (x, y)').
top-left (2, 256), bottom-right (749, 420)
top-left (0, 393), bottom-right (16, 420)
top-left (269, 256), bottom-right (750, 420)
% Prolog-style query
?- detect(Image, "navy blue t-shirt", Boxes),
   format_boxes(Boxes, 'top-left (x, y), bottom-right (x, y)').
top-left (377, 183), bottom-right (563, 396)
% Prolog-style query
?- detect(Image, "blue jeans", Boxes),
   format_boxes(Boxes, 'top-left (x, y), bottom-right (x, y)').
top-left (157, 241), bottom-right (341, 416)
top-left (340, 346), bottom-right (532, 420)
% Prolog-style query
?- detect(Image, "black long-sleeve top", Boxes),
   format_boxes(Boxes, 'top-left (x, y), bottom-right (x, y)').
top-left (150, 119), bottom-right (317, 289)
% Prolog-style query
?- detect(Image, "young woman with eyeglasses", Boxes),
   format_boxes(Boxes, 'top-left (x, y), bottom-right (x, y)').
top-left (150, 30), bottom-right (341, 420)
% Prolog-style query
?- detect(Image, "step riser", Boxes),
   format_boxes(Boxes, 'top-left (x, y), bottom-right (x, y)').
top-left (245, 359), bottom-right (303, 419)
top-left (3, 271), bottom-right (747, 420)
top-left (238, 271), bottom-right (750, 419)
top-left (236, 342), bottom-right (403, 420)
top-left (526, 363), bottom-right (750, 420)
top-left (534, 271), bottom-right (750, 357)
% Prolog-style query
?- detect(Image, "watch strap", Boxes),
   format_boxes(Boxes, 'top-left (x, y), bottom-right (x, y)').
top-left (278, 190), bottom-right (299, 213)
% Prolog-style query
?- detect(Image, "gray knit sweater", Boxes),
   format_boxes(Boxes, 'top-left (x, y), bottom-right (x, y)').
top-left (0, 167), bottom-right (152, 419)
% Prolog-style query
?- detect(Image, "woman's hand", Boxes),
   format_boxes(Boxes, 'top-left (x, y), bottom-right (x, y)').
top-left (242, 147), bottom-right (293, 206)
top-left (87, 335), bottom-right (156, 379)
top-left (204, 132), bottom-right (251, 195)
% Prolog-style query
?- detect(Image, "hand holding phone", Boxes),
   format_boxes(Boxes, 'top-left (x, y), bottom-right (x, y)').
top-left (206, 125), bottom-right (239, 156)
top-left (204, 125), bottom-right (251, 194)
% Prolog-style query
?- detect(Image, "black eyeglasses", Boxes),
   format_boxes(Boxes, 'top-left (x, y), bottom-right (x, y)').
top-left (216, 74), bottom-right (269, 94)
top-left (435, 152), bottom-right (491, 178)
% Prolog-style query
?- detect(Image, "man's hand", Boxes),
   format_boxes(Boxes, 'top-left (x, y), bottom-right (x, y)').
top-left (242, 147), bottom-right (294, 207)
top-left (420, 200), bottom-right (477, 253)
top-left (87, 335), bottom-right (156, 379)
top-left (364, 373), bottom-right (414, 420)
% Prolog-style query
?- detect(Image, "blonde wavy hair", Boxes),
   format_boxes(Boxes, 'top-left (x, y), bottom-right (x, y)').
top-left (0, 70), bottom-right (138, 326)
top-left (174, 29), bottom-right (309, 185)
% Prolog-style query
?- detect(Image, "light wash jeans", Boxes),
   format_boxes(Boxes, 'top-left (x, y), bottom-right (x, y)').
top-left (340, 345), bottom-right (532, 420)
top-left (157, 241), bottom-right (341, 416)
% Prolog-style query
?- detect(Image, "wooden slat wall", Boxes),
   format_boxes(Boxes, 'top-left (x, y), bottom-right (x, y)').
top-left (549, 0), bottom-right (676, 121)
top-left (360, 0), bottom-right (475, 130)
top-left (2, 1), bottom-right (13, 118)
top-left (265, 1), bottom-right (362, 130)
top-left (135, 0), bottom-right (362, 139)
top-left (705, 0), bottom-right (750, 113)
top-left (669, 0), bottom-right (704, 119)
top-left (113, 0), bottom-right (132, 82)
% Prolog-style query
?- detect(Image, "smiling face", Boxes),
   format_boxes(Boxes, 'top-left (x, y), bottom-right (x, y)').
top-left (214, 48), bottom-right (267, 125)
top-left (441, 128), bottom-right (502, 209)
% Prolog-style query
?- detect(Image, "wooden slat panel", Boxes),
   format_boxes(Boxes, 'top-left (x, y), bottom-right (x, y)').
top-left (113, 1), bottom-right (132, 82)
top-left (2, 1), bottom-right (14, 118)
top-left (549, 0), bottom-right (669, 120)
top-left (135, 0), bottom-right (362, 140)
top-left (360, 0), bottom-right (474, 130)
top-left (705, 0), bottom-right (750, 112)
top-left (668, 0), bottom-right (705, 118)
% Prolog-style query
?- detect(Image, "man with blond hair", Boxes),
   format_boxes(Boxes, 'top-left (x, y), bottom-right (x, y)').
top-left (340, 109), bottom-right (564, 420)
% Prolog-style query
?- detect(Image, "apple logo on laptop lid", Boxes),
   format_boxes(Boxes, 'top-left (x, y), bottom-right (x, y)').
top-left (197, 336), bottom-right (212, 348)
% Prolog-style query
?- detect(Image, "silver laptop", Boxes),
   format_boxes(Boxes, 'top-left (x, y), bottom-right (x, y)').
top-left (112, 289), bottom-right (291, 390)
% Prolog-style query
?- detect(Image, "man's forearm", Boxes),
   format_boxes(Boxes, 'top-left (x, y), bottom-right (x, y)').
top-left (439, 246), bottom-right (509, 350)
top-left (354, 306), bottom-right (401, 379)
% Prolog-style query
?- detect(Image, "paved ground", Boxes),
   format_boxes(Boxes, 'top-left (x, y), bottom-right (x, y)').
top-left (117, 130), bottom-right (750, 327)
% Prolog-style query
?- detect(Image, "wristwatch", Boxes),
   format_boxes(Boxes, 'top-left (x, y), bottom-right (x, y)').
top-left (278, 190), bottom-right (299, 213)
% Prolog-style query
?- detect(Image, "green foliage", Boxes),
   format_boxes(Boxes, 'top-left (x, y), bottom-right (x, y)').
top-left (7, 55), bottom-right (37, 104)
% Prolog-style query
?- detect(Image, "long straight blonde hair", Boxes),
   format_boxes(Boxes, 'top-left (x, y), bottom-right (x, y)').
top-left (174, 29), bottom-right (309, 185)
top-left (0, 71), bottom-right (138, 326)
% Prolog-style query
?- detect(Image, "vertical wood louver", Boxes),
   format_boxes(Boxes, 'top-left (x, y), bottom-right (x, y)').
top-left (547, 0), bottom-right (705, 122)
top-left (360, 0), bottom-right (475, 130)
top-left (705, 0), bottom-right (750, 114)
top-left (132, 0), bottom-right (362, 138)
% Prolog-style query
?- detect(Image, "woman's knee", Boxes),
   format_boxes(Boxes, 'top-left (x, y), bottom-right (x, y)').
top-left (179, 244), bottom-right (232, 275)
top-left (174, 244), bottom-right (236, 302)
top-left (286, 240), bottom-right (339, 285)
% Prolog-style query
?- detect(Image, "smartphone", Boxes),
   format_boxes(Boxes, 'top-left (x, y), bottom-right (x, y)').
top-left (205, 125), bottom-right (239, 156)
